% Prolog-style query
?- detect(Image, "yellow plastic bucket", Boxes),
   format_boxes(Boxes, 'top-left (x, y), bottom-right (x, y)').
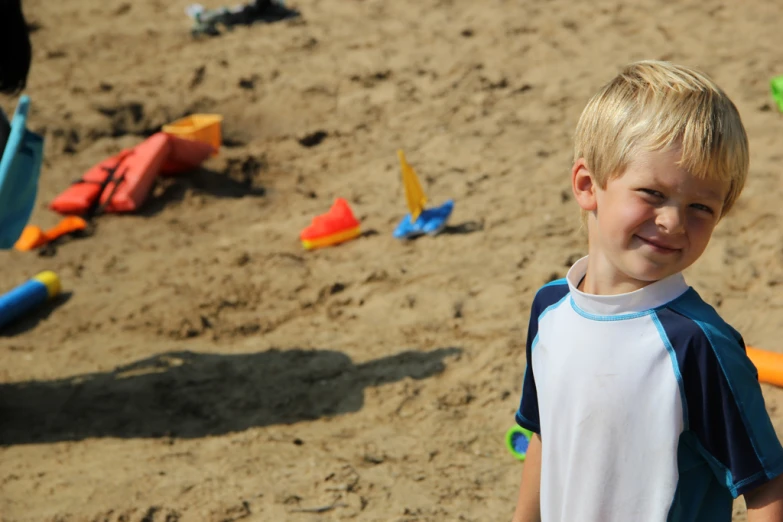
top-left (162, 114), bottom-right (223, 153)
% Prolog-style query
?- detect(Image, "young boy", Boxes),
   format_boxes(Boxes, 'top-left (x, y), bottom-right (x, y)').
top-left (511, 61), bottom-right (783, 522)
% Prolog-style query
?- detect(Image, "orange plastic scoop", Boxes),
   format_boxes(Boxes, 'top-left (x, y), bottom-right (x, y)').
top-left (14, 216), bottom-right (88, 251)
top-left (747, 346), bottom-right (783, 388)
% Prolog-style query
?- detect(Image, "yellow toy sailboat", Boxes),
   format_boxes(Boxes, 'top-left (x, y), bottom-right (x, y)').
top-left (398, 150), bottom-right (426, 222)
top-left (393, 150), bottom-right (454, 239)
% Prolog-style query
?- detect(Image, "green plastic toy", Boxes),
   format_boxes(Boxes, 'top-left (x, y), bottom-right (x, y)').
top-left (770, 76), bottom-right (783, 112)
top-left (505, 425), bottom-right (534, 461)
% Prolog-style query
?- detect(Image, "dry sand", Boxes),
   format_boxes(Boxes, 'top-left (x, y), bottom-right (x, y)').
top-left (1, 0), bottom-right (782, 520)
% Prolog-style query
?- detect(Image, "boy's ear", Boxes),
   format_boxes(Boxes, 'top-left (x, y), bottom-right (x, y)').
top-left (572, 158), bottom-right (598, 212)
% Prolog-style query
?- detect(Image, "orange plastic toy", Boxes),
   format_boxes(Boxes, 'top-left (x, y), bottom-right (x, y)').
top-left (747, 347), bottom-right (783, 388)
top-left (162, 114), bottom-right (223, 154)
top-left (50, 133), bottom-right (214, 216)
top-left (300, 198), bottom-right (361, 250)
top-left (14, 216), bottom-right (88, 251)
top-left (160, 134), bottom-right (215, 176)
top-left (50, 150), bottom-right (132, 215)
top-left (97, 133), bottom-right (170, 213)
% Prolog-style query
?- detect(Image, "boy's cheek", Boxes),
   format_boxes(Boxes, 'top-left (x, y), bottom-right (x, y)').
top-left (691, 222), bottom-right (718, 248)
top-left (614, 201), bottom-right (653, 230)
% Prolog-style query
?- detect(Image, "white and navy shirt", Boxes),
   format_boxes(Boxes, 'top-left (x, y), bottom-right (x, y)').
top-left (516, 257), bottom-right (783, 522)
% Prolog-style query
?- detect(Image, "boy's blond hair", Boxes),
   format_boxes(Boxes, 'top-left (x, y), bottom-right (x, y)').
top-left (574, 60), bottom-right (749, 217)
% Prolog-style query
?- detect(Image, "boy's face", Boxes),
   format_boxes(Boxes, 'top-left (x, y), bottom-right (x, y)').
top-left (574, 146), bottom-right (728, 293)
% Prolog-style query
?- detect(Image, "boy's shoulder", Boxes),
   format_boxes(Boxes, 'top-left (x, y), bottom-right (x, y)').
top-left (657, 287), bottom-right (745, 354)
top-left (530, 278), bottom-right (571, 318)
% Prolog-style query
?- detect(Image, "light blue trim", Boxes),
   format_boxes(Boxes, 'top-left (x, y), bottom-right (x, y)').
top-left (540, 277), bottom-right (568, 289)
top-left (652, 311), bottom-right (689, 430)
top-left (569, 297), bottom-right (654, 321)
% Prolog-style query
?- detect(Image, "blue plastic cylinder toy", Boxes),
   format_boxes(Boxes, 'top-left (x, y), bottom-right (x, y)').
top-left (0, 271), bottom-right (60, 329)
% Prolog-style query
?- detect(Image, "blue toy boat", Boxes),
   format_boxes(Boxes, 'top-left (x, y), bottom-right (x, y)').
top-left (393, 150), bottom-right (454, 240)
top-left (393, 199), bottom-right (454, 239)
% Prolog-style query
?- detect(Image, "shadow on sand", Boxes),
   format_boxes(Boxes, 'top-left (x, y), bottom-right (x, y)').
top-left (0, 346), bottom-right (461, 445)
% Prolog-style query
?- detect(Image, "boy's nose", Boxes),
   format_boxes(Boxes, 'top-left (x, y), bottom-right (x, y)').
top-left (655, 206), bottom-right (685, 234)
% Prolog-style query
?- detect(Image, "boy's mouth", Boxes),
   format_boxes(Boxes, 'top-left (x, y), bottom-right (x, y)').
top-left (635, 235), bottom-right (682, 253)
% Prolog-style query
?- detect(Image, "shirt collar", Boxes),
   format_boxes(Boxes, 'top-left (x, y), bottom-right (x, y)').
top-left (566, 256), bottom-right (689, 316)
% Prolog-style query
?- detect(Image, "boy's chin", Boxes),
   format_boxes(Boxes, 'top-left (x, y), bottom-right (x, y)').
top-left (621, 257), bottom-right (683, 284)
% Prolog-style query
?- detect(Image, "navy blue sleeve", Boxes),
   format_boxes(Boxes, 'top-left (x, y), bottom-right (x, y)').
top-left (516, 307), bottom-right (541, 433)
top-left (515, 281), bottom-right (569, 434)
top-left (659, 295), bottom-right (783, 498)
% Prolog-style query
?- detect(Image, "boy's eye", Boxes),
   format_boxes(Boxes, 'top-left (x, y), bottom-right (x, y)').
top-left (639, 189), bottom-right (664, 198)
top-left (690, 203), bottom-right (715, 215)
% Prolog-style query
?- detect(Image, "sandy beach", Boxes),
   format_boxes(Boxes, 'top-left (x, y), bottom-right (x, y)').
top-left (1, 0), bottom-right (782, 520)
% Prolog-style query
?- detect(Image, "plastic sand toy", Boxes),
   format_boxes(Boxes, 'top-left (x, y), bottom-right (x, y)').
top-left (300, 198), bottom-right (361, 250)
top-left (0, 95), bottom-right (43, 249)
top-left (14, 216), bottom-right (88, 251)
top-left (771, 76), bottom-right (783, 112)
top-left (162, 114), bottom-right (223, 153)
top-left (50, 132), bottom-right (214, 217)
top-left (506, 425), bottom-right (534, 461)
top-left (392, 150), bottom-right (454, 240)
top-left (0, 271), bottom-right (61, 330)
top-left (747, 346), bottom-right (783, 388)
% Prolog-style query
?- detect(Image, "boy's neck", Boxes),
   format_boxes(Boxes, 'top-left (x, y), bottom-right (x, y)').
top-left (580, 252), bottom-right (660, 296)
